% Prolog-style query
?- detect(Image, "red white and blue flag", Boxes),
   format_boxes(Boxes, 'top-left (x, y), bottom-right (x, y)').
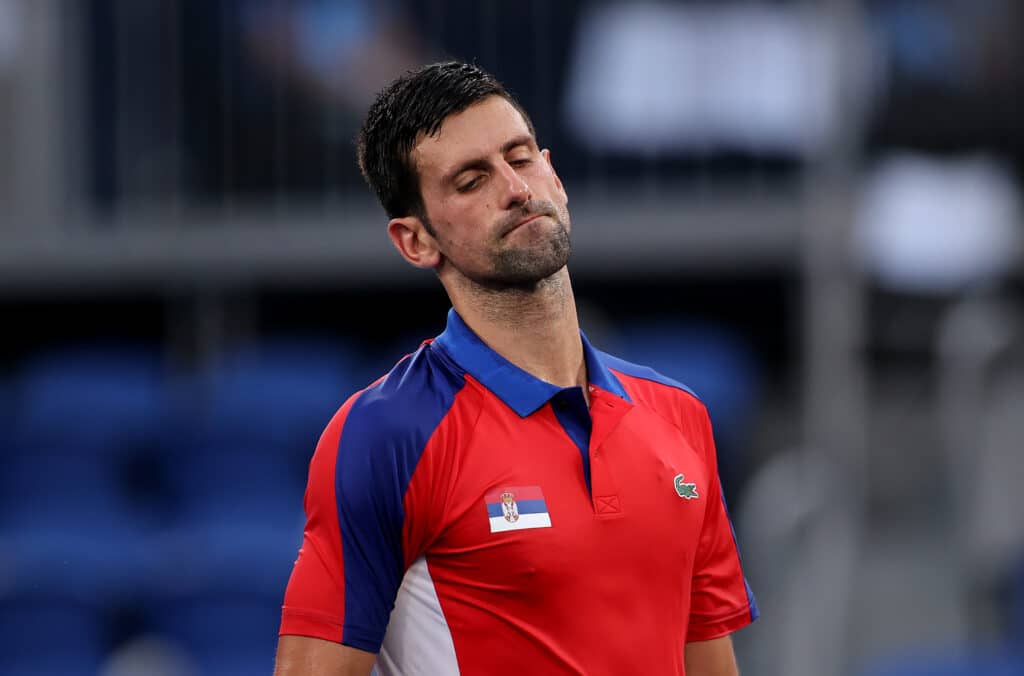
top-left (484, 485), bottom-right (551, 533)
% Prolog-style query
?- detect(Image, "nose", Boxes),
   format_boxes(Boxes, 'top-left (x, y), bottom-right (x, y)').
top-left (497, 160), bottom-right (530, 208)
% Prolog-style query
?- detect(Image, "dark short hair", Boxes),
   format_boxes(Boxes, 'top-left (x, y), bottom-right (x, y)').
top-left (356, 61), bottom-right (535, 220)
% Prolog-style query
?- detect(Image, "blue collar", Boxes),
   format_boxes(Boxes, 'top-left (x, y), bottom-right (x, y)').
top-left (433, 308), bottom-right (630, 417)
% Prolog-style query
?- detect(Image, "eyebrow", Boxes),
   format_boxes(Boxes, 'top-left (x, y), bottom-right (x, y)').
top-left (442, 135), bottom-right (536, 186)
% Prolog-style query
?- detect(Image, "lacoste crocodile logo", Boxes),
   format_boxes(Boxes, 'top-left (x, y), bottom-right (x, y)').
top-left (674, 474), bottom-right (699, 500)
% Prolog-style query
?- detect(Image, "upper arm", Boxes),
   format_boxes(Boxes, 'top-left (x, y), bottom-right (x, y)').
top-left (278, 368), bottom-right (455, 656)
top-left (278, 391), bottom-right (415, 653)
top-left (274, 635), bottom-right (377, 676)
top-left (684, 635), bottom-right (739, 676)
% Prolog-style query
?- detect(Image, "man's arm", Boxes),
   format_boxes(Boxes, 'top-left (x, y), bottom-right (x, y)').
top-left (274, 635), bottom-right (377, 676)
top-left (685, 635), bottom-right (740, 676)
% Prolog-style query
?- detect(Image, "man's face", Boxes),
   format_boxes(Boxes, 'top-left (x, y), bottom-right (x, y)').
top-left (411, 96), bottom-right (571, 289)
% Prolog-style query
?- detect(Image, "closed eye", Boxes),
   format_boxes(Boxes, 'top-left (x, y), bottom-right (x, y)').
top-left (457, 175), bottom-right (485, 193)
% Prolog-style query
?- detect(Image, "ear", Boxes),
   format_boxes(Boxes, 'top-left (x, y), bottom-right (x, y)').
top-left (541, 149), bottom-right (567, 204)
top-left (387, 216), bottom-right (443, 269)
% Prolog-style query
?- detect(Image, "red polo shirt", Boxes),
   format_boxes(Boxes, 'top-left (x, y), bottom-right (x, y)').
top-left (280, 309), bottom-right (757, 674)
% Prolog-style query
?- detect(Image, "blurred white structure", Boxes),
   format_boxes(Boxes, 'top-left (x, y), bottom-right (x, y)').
top-left (0, 0), bottom-right (24, 70)
top-left (854, 153), bottom-right (1023, 294)
top-left (564, 2), bottom-right (846, 155)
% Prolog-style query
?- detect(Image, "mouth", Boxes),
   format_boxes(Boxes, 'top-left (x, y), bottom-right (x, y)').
top-left (503, 213), bottom-right (547, 237)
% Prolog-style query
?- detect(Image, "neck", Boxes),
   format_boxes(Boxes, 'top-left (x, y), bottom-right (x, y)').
top-left (447, 267), bottom-right (587, 391)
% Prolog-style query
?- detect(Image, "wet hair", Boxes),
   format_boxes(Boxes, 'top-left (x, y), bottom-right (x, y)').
top-left (356, 61), bottom-right (535, 221)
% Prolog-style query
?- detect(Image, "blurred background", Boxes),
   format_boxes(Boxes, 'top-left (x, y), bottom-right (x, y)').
top-left (0, 0), bottom-right (1022, 674)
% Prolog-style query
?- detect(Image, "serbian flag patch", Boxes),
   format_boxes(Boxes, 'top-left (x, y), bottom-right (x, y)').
top-left (484, 485), bottom-right (552, 533)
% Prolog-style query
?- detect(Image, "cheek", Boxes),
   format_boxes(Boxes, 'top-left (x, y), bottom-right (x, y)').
top-left (454, 204), bottom-right (501, 238)
top-left (437, 219), bottom-right (485, 253)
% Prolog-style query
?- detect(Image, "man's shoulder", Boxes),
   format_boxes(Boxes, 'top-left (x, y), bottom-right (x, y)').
top-left (598, 349), bottom-right (704, 408)
top-left (312, 343), bottom-right (471, 519)
top-left (599, 349), bottom-right (711, 443)
top-left (337, 341), bottom-right (469, 446)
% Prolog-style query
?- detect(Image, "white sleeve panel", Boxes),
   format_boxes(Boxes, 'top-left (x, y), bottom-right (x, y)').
top-left (373, 557), bottom-right (460, 676)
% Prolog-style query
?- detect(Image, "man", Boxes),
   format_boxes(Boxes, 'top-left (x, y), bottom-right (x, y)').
top-left (274, 61), bottom-right (757, 675)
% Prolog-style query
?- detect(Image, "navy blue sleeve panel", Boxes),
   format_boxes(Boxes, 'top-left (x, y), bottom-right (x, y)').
top-left (334, 344), bottom-right (466, 652)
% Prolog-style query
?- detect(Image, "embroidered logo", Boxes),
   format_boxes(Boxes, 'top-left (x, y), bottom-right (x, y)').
top-left (484, 486), bottom-right (551, 533)
top-left (674, 473), bottom-right (699, 500)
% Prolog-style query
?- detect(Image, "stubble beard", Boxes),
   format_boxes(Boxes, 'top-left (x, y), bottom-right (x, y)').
top-left (477, 201), bottom-right (572, 291)
top-left (436, 201), bottom-right (574, 293)
top-left (484, 217), bottom-right (572, 290)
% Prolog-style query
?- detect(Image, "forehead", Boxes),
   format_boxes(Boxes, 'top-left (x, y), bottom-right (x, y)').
top-left (412, 96), bottom-right (534, 179)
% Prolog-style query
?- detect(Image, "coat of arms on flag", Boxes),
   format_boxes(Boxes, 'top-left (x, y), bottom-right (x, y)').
top-left (484, 486), bottom-right (551, 533)
top-left (500, 491), bottom-right (519, 523)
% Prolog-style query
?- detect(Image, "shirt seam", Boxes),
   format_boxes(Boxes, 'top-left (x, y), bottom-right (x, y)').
top-left (424, 374), bottom-right (489, 548)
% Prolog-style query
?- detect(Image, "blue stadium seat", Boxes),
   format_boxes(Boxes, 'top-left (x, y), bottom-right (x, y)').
top-left (0, 597), bottom-right (107, 676)
top-left (0, 343), bottom-right (169, 603)
top-left (145, 593), bottom-right (283, 676)
top-left (163, 335), bottom-right (359, 521)
top-left (10, 342), bottom-right (166, 454)
top-left (155, 335), bottom-right (358, 598)
top-left (150, 505), bottom-right (302, 600)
